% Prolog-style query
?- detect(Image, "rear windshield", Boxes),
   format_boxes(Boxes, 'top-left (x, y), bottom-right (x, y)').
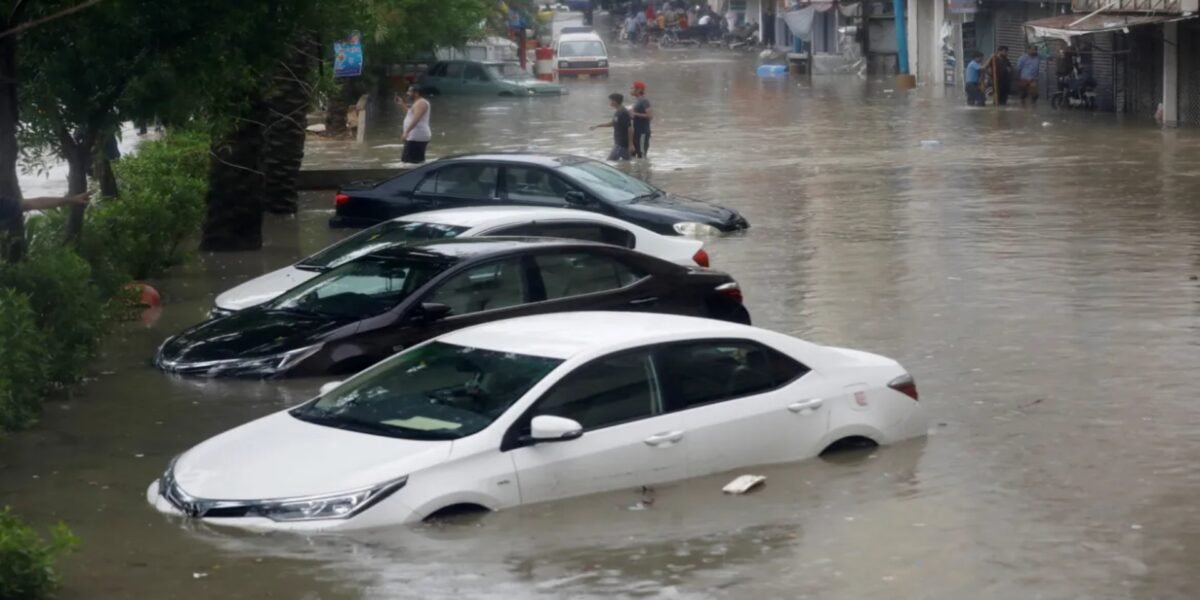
top-left (298, 221), bottom-right (469, 271)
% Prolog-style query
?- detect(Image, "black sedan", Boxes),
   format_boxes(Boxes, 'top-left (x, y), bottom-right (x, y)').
top-left (330, 153), bottom-right (750, 236)
top-left (155, 237), bottom-right (750, 378)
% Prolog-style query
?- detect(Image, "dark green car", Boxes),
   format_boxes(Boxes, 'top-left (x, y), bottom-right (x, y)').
top-left (419, 60), bottom-right (565, 97)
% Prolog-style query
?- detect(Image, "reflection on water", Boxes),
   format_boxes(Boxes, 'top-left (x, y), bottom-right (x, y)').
top-left (4, 22), bottom-right (1200, 599)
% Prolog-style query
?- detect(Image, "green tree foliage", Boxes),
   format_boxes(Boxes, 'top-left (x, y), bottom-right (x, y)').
top-left (0, 288), bottom-right (49, 431)
top-left (0, 507), bottom-right (77, 600)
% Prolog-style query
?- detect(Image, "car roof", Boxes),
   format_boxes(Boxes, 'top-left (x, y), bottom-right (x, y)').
top-left (397, 206), bottom-right (630, 229)
top-left (432, 153), bottom-right (592, 168)
top-left (367, 236), bottom-right (607, 261)
top-left (439, 312), bottom-right (755, 360)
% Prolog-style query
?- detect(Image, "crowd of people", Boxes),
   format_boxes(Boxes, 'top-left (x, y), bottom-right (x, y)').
top-left (964, 44), bottom-right (1097, 108)
top-left (620, 1), bottom-right (724, 44)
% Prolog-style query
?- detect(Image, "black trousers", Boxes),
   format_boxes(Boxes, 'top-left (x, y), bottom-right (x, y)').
top-left (402, 140), bottom-right (428, 164)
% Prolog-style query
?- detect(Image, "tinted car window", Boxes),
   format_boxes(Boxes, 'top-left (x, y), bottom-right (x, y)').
top-left (493, 222), bottom-right (635, 248)
top-left (655, 341), bottom-right (810, 411)
top-left (503, 167), bottom-right (571, 203)
top-left (426, 259), bottom-right (526, 316)
top-left (416, 165), bottom-right (499, 197)
top-left (292, 342), bottom-right (562, 440)
top-left (556, 160), bottom-right (656, 203)
top-left (534, 252), bottom-right (644, 299)
top-left (533, 351), bottom-right (659, 430)
top-left (445, 62), bottom-right (465, 78)
top-left (464, 63), bottom-right (488, 81)
top-left (429, 63), bottom-right (447, 77)
top-left (298, 221), bottom-right (469, 270)
top-left (269, 256), bottom-right (450, 319)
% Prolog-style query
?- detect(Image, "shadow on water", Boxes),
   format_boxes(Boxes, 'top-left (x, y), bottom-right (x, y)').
top-left (5, 16), bottom-right (1200, 598)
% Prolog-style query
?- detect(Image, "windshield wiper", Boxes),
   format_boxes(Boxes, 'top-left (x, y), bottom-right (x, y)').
top-left (630, 190), bottom-right (662, 203)
top-left (293, 411), bottom-right (459, 439)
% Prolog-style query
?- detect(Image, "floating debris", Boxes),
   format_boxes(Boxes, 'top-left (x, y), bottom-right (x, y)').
top-left (723, 474), bottom-right (766, 494)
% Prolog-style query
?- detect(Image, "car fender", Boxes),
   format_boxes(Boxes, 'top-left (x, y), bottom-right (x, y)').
top-left (409, 490), bottom-right (506, 520)
top-left (816, 423), bottom-right (885, 454)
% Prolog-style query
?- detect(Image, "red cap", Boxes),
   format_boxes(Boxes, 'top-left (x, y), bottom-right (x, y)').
top-left (632, 80), bottom-right (646, 91)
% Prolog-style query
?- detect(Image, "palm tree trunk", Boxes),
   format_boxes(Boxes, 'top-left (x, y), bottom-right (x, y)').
top-left (201, 99), bottom-right (268, 251)
top-left (263, 33), bottom-right (318, 215)
top-left (0, 33), bottom-right (24, 262)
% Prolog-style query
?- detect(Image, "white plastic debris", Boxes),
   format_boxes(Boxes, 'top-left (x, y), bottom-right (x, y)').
top-left (192, 572), bottom-right (208, 579)
top-left (920, 140), bottom-right (942, 148)
top-left (305, 123), bottom-right (326, 133)
top-left (1042, 121), bottom-right (1052, 127)
top-left (722, 474), bottom-right (766, 494)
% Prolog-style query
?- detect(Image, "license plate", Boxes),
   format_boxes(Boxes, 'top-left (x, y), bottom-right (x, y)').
top-left (579, 74), bottom-right (590, 80)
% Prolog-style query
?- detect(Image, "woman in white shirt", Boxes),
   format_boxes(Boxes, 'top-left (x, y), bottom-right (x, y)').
top-left (397, 85), bottom-right (432, 163)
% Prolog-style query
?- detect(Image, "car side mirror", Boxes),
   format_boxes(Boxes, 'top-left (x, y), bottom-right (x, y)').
top-left (414, 302), bottom-right (452, 322)
top-left (564, 191), bottom-right (591, 206)
top-left (319, 380), bottom-right (344, 396)
top-left (529, 415), bottom-right (583, 442)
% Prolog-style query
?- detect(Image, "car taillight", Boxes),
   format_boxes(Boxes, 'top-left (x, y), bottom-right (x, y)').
top-left (888, 373), bottom-right (919, 401)
top-left (335, 193), bottom-right (350, 207)
top-left (692, 248), bottom-right (710, 268)
top-left (715, 282), bottom-right (742, 304)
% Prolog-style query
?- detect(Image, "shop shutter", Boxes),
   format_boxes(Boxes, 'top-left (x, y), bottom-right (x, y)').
top-left (1180, 20), bottom-right (1200, 125)
top-left (993, 3), bottom-right (1028, 53)
top-left (1090, 32), bottom-right (1116, 111)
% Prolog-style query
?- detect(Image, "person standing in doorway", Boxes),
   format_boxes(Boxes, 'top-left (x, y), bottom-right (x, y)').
top-left (397, 85), bottom-right (432, 164)
top-left (1016, 45), bottom-right (1042, 105)
top-left (984, 46), bottom-right (1014, 105)
top-left (965, 51), bottom-right (985, 106)
top-left (590, 93), bottom-right (634, 161)
top-left (630, 81), bottom-right (653, 158)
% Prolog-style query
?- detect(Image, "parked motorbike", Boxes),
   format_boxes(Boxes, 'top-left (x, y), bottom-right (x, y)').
top-left (1050, 68), bottom-right (1097, 110)
top-left (725, 23), bottom-right (760, 50)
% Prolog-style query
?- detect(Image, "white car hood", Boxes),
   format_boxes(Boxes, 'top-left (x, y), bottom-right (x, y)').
top-left (173, 411), bottom-right (453, 500)
top-left (214, 266), bottom-right (319, 311)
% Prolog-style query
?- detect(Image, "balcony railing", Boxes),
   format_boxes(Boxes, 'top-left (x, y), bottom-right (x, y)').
top-left (1071, 0), bottom-right (1194, 13)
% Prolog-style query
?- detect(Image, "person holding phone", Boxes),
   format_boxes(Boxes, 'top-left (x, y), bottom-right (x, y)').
top-left (396, 85), bottom-right (432, 164)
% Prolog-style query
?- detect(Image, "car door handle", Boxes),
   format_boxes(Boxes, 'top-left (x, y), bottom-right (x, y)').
top-left (643, 430), bottom-right (684, 446)
top-left (629, 296), bottom-right (658, 306)
top-left (787, 399), bottom-right (823, 413)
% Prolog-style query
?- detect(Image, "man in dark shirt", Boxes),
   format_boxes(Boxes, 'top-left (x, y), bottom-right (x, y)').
top-left (590, 92), bottom-right (634, 161)
top-left (630, 80), bottom-right (653, 158)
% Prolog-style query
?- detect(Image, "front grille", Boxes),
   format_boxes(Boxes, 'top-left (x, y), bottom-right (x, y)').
top-left (566, 61), bottom-right (599, 69)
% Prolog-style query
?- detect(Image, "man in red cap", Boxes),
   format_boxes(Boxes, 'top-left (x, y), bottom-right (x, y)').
top-left (630, 80), bottom-right (654, 158)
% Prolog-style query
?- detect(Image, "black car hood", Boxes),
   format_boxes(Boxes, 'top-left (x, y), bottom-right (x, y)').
top-left (620, 193), bottom-right (749, 231)
top-left (158, 309), bottom-right (350, 365)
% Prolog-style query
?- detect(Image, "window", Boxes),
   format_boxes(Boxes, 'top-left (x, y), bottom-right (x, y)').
top-left (534, 252), bottom-right (644, 300)
top-left (463, 63), bottom-right (488, 81)
top-left (444, 62), bottom-right (465, 79)
top-left (426, 259), bottom-right (526, 316)
top-left (503, 167), bottom-right (572, 203)
top-left (533, 351), bottom-right (659, 430)
top-left (558, 40), bottom-right (606, 58)
top-left (291, 342), bottom-right (562, 440)
top-left (298, 221), bottom-right (469, 270)
top-left (556, 160), bottom-right (657, 203)
top-left (487, 63), bottom-right (532, 80)
top-left (654, 341), bottom-right (810, 412)
top-left (268, 256), bottom-right (451, 319)
top-left (415, 164), bottom-right (499, 198)
top-left (429, 63), bottom-right (448, 77)
top-left (492, 222), bottom-right (636, 248)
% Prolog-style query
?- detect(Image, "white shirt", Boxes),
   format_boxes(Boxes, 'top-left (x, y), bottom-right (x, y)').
top-left (403, 98), bottom-right (432, 142)
top-left (699, 14), bottom-right (712, 25)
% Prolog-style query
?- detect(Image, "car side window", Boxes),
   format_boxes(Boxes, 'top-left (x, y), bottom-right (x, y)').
top-left (429, 63), bottom-right (447, 77)
top-left (532, 350), bottom-right (661, 430)
top-left (464, 63), bottom-right (488, 81)
top-left (503, 167), bottom-right (571, 204)
top-left (533, 252), bottom-right (644, 300)
top-left (491, 222), bottom-right (636, 249)
top-left (425, 259), bottom-right (526, 317)
top-left (445, 62), bottom-right (465, 79)
top-left (655, 341), bottom-right (810, 412)
top-left (415, 165), bottom-right (499, 198)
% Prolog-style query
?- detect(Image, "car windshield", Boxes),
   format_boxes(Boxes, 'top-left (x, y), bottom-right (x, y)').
top-left (487, 63), bottom-right (533, 81)
top-left (559, 40), bottom-right (605, 57)
top-left (267, 255), bottom-right (451, 319)
top-left (298, 221), bottom-right (469, 271)
top-left (291, 342), bottom-right (562, 440)
top-left (557, 160), bottom-right (657, 203)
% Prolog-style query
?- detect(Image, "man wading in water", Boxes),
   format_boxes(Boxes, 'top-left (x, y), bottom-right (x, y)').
top-left (590, 92), bottom-right (634, 161)
top-left (630, 80), bottom-right (653, 158)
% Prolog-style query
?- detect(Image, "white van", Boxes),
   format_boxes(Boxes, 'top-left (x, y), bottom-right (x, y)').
top-left (555, 27), bottom-right (608, 78)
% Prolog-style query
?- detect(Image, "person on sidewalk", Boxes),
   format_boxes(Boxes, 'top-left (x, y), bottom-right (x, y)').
top-left (590, 93), bottom-right (635, 161)
top-left (965, 51), bottom-right (985, 106)
top-left (630, 81), bottom-right (654, 158)
top-left (983, 46), bottom-right (1014, 106)
top-left (396, 85), bottom-right (432, 164)
top-left (1016, 45), bottom-right (1042, 106)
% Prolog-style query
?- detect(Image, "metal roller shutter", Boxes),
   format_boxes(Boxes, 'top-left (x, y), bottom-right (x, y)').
top-left (994, 3), bottom-right (1028, 53)
top-left (1180, 20), bottom-right (1200, 125)
top-left (1089, 32), bottom-right (1116, 111)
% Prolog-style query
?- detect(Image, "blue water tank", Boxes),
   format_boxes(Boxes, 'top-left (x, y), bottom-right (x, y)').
top-left (757, 64), bottom-right (788, 77)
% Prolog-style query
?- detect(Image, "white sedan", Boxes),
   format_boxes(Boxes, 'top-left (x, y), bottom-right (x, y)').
top-left (148, 312), bottom-right (927, 530)
top-left (211, 206), bottom-right (709, 315)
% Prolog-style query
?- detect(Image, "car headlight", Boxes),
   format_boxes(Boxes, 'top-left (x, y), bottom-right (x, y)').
top-left (249, 477), bottom-right (408, 522)
top-left (598, 59), bottom-right (608, 67)
top-left (240, 343), bottom-right (325, 374)
top-left (673, 222), bottom-right (723, 238)
top-left (558, 61), bottom-right (569, 68)
top-left (207, 307), bottom-right (234, 320)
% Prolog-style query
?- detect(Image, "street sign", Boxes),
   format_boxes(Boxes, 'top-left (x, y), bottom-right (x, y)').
top-left (334, 31), bottom-right (363, 78)
top-left (948, 0), bottom-right (977, 13)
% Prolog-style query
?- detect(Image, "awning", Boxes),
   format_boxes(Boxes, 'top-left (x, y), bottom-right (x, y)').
top-left (1025, 12), bottom-right (1197, 43)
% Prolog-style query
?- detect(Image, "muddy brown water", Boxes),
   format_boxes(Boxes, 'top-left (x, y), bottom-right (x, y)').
top-left (4, 37), bottom-right (1200, 600)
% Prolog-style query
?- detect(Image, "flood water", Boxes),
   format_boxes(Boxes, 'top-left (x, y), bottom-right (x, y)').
top-left (5, 24), bottom-right (1200, 600)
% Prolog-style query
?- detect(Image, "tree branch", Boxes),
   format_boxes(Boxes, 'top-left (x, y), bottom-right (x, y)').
top-left (0, 0), bottom-right (105, 39)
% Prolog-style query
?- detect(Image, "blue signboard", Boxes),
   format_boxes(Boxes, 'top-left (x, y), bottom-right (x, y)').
top-left (334, 32), bottom-right (363, 78)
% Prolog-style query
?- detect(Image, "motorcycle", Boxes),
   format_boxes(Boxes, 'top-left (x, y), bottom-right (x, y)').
top-left (1050, 68), bottom-right (1097, 110)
